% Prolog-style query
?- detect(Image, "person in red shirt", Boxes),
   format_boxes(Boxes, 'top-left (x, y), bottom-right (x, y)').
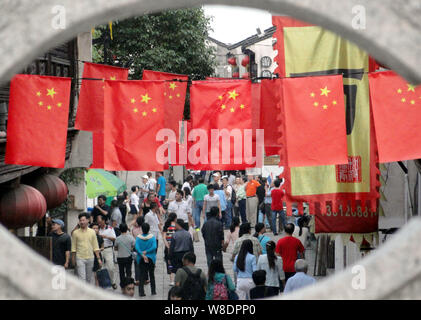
top-left (141, 192), bottom-right (165, 216)
top-left (275, 223), bottom-right (305, 283)
top-left (270, 179), bottom-right (286, 235)
top-left (245, 175), bottom-right (261, 228)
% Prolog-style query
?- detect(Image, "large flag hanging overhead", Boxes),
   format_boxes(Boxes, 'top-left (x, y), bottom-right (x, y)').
top-left (282, 74), bottom-right (348, 167)
top-left (188, 80), bottom-right (258, 170)
top-left (91, 132), bottom-right (104, 169)
top-left (103, 80), bottom-right (166, 171)
top-left (273, 16), bottom-right (380, 238)
top-left (75, 62), bottom-right (129, 132)
top-left (142, 70), bottom-right (188, 142)
top-left (369, 71), bottom-right (421, 163)
top-left (5, 74), bottom-right (71, 168)
top-left (261, 79), bottom-right (283, 156)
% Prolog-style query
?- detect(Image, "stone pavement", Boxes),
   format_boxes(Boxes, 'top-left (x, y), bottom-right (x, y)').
top-left (100, 223), bottom-right (319, 300)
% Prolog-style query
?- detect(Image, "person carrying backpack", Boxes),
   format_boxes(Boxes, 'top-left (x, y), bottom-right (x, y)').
top-left (206, 259), bottom-right (237, 300)
top-left (175, 252), bottom-right (207, 300)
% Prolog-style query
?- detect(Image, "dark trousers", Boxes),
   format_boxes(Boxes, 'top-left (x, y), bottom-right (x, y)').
top-left (171, 251), bottom-right (189, 274)
top-left (117, 257), bottom-right (132, 285)
top-left (238, 199), bottom-right (247, 223)
top-left (205, 246), bottom-right (223, 268)
top-left (284, 272), bottom-right (296, 284)
top-left (139, 257), bottom-right (156, 295)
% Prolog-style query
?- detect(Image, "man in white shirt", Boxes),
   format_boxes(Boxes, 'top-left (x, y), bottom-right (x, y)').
top-left (144, 202), bottom-right (162, 251)
top-left (139, 175), bottom-right (152, 201)
top-left (166, 180), bottom-right (178, 204)
top-left (182, 175), bottom-right (193, 192)
top-left (167, 189), bottom-right (192, 224)
top-left (147, 172), bottom-right (157, 192)
top-left (98, 215), bottom-right (117, 289)
top-left (222, 176), bottom-right (233, 230)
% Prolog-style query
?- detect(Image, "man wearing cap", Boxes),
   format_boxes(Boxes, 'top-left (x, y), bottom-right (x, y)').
top-left (245, 175), bottom-right (261, 228)
top-left (139, 175), bottom-right (153, 202)
top-left (51, 219), bottom-right (71, 268)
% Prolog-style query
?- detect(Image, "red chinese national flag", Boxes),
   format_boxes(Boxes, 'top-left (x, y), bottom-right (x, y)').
top-left (369, 70), bottom-right (421, 162)
top-left (142, 70), bottom-right (188, 142)
top-left (6, 75), bottom-right (71, 168)
top-left (91, 132), bottom-right (104, 168)
top-left (103, 80), bottom-right (166, 171)
top-left (189, 80), bottom-right (256, 170)
top-left (282, 74), bottom-right (348, 166)
top-left (75, 62), bottom-right (128, 131)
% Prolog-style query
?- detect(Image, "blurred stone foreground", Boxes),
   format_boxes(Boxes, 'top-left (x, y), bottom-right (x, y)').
top-left (2, 0), bottom-right (421, 300)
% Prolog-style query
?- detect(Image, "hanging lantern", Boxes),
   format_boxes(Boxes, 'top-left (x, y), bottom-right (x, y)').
top-left (0, 185), bottom-right (47, 229)
top-left (232, 72), bottom-right (240, 78)
top-left (28, 174), bottom-right (68, 210)
top-left (241, 55), bottom-right (250, 67)
top-left (242, 72), bottom-right (250, 79)
top-left (228, 57), bottom-right (237, 66)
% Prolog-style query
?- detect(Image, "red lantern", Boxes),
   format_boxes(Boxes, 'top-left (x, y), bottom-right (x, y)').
top-left (241, 55), bottom-right (250, 67)
top-left (0, 185), bottom-right (47, 229)
top-left (28, 175), bottom-right (68, 209)
top-left (232, 72), bottom-right (240, 78)
top-left (242, 72), bottom-right (250, 79)
top-left (228, 57), bottom-right (237, 66)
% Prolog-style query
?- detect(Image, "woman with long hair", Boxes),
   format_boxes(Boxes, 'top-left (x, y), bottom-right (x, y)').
top-left (233, 239), bottom-right (257, 300)
top-left (293, 215), bottom-right (311, 247)
top-left (224, 216), bottom-right (240, 253)
top-left (257, 241), bottom-right (285, 295)
top-left (162, 212), bottom-right (178, 286)
top-left (206, 259), bottom-right (236, 300)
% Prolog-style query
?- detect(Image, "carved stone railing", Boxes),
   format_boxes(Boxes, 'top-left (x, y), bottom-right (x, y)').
top-left (1, 0), bottom-right (421, 299)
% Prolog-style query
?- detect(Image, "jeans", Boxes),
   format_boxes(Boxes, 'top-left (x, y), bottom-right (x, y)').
top-left (238, 199), bottom-right (247, 223)
top-left (225, 200), bottom-right (233, 229)
top-left (261, 203), bottom-right (276, 233)
top-left (272, 210), bottom-right (286, 234)
top-left (76, 257), bottom-right (94, 283)
top-left (139, 257), bottom-right (156, 295)
top-left (117, 256), bottom-right (133, 285)
top-left (193, 200), bottom-right (204, 229)
top-left (205, 247), bottom-right (223, 268)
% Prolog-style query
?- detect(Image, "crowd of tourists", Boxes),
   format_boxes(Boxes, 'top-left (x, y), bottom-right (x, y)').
top-left (49, 170), bottom-right (316, 299)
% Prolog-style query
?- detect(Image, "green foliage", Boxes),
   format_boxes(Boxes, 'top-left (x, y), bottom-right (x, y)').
top-left (93, 8), bottom-right (216, 80)
top-left (59, 168), bottom-right (85, 186)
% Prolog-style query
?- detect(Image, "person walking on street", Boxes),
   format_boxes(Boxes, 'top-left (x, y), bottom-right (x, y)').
top-left (245, 175), bottom-right (260, 228)
top-left (110, 200), bottom-right (123, 229)
top-left (192, 177), bottom-right (208, 230)
top-left (156, 171), bottom-right (167, 205)
top-left (71, 213), bottom-right (101, 283)
top-left (162, 213), bottom-right (178, 286)
top-left (168, 189), bottom-right (193, 225)
top-left (98, 215), bottom-right (117, 289)
top-left (51, 219), bottom-right (71, 269)
top-left (91, 223), bottom-right (105, 287)
top-left (135, 223), bottom-right (157, 296)
top-left (169, 219), bottom-right (194, 274)
top-left (206, 259), bottom-right (236, 300)
top-left (263, 181), bottom-right (276, 233)
top-left (175, 252), bottom-right (207, 300)
top-left (257, 241), bottom-right (285, 295)
top-left (254, 223), bottom-right (271, 255)
top-left (232, 223), bottom-right (262, 262)
top-left (275, 223), bottom-right (305, 282)
top-left (202, 184), bottom-right (221, 220)
top-left (271, 179), bottom-right (286, 235)
top-left (144, 202), bottom-right (162, 251)
top-left (233, 240), bottom-right (257, 300)
top-left (222, 176), bottom-right (233, 230)
top-left (201, 207), bottom-right (224, 268)
top-left (256, 177), bottom-right (266, 227)
top-left (91, 195), bottom-right (110, 224)
top-left (130, 186), bottom-right (140, 215)
top-left (283, 259), bottom-right (316, 294)
top-left (114, 223), bottom-right (135, 286)
top-left (233, 177), bottom-right (247, 223)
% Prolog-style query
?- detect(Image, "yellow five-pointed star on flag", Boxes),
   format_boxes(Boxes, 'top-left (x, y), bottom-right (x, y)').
top-left (169, 82), bottom-right (177, 90)
top-left (320, 86), bottom-right (331, 97)
top-left (141, 94), bottom-right (152, 104)
top-left (46, 88), bottom-right (57, 98)
top-left (57, 102), bottom-right (62, 107)
top-left (142, 111), bottom-right (147, 117)
top-left (131, 98), bottom-right (136, 104)
top-left (36, 91), bottom-right (41, 97)
top-left (230, 107), bottom-right (235, 112)
top-left (152, 108), bottom-right (157, 113)
top-left (310, 92), bottom-right (315, 97)
top-left (407, 84), bottom-right (416, 92)
top-left (240, 104), bottom-right (245, 109)
top-left (218, 95), bottom-right (223, 100)
top-left (397, 88), bottom-right (402, 94)
top-left (228, 90), bottom-right (239, 100)
top-left (110, 76), bottom-right (116, 80)
top-left (221, 105), bottom-right (226, 110)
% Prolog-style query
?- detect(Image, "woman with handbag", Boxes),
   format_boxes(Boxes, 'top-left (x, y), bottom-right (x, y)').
top-left (114, 223), bottom-right (135, 287)
top-left (206, 259), bottom-right (237, 300)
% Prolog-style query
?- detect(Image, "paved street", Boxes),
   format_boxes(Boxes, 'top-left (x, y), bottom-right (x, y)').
top-left (97, 225), bottom-right (318, 299)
